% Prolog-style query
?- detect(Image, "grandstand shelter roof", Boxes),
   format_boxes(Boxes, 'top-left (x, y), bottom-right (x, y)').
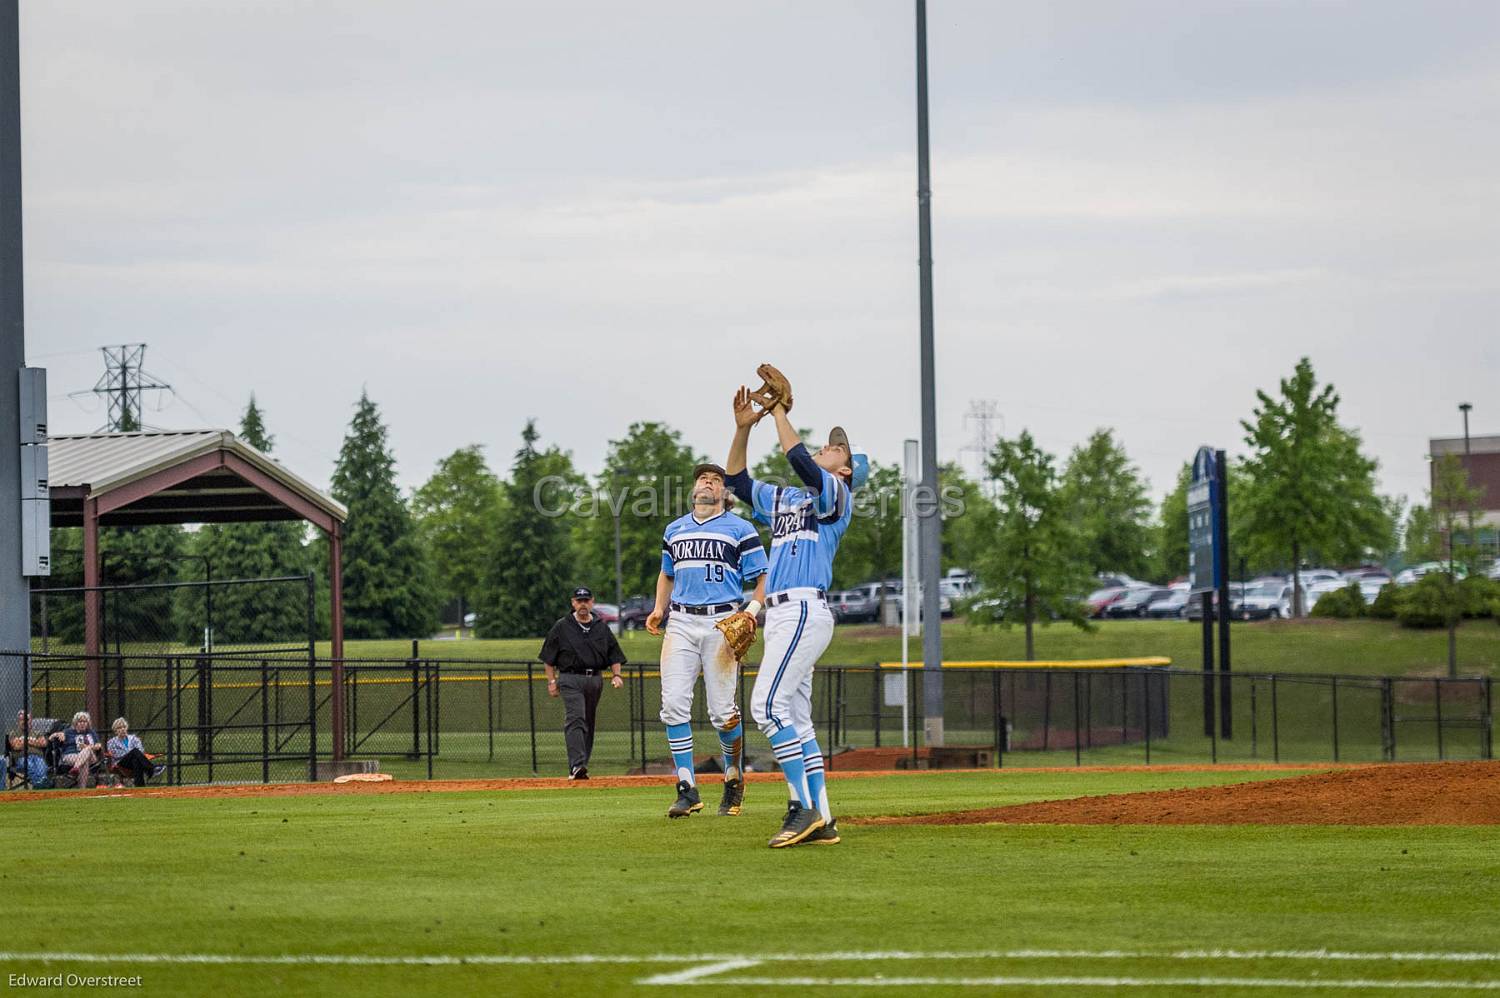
top-left (46, 430), bottom-right (346, 530)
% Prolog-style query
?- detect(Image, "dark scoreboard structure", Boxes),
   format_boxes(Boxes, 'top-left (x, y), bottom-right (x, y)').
top-left (1188, 446), bottom-right (1232, 739)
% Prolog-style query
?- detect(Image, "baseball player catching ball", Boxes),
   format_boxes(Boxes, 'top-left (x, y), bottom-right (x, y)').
top-left (725, 367), bottom-right (868, 848)
top-left (646, 463), bottom-right (768, 819)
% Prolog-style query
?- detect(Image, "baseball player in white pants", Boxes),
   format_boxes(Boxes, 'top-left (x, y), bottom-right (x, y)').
top-left (647, 464), bottom-right (768, 818)
top-left (726, 386), bottom-right (868, 848)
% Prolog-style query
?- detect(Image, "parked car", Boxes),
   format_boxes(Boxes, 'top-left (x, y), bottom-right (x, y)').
top-left (592, 603), bottom-right (620, 632)
top-left (1104, 587), bottom-right (1173, 619)
top-left (829, 589), bottom-right (880, 624)
top-left (1395, 562), bottom-right (1467, 586)
top-left (617, 595), bottom-right (655, 631)
top-left (1184, 585), bottom-right (1246, 621)
top-left (1144, 589), bottom-right (1190, 619)
top-left (1234, 581), bottom-right (1293, 620)
top-left (1487, 562), bottom-right (1500, 581)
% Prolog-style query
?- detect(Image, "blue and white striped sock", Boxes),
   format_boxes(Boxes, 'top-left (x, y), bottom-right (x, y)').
top-left (769, 726), bottom-right (810, 807)
top-left (801, 735), bottom-right (831, 823)
top-left (666, 723), bottom-right (695, 787)
top-left (719, 720), bottom-right (744, 780)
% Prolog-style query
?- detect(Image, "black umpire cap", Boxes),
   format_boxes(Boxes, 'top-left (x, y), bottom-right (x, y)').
top-left (571, 586), bottom-right (593, 601)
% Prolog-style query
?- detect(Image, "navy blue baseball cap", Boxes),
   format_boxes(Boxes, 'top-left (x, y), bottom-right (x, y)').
top-left (571, 587), bottom-right (593, 600)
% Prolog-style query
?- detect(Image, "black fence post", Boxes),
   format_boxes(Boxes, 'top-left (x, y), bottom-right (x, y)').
top-left (261, 660), bottom-right (270, 784)
top-left (307, 651), bottom-right (317, 782)
top-left (487, 670), bottom-right (494, 762)
top-left (172, 657), bottom-right (183, 786)
top-left (1042, 672), bottom-right (1052, 753)
top-left (1485, 676), bottom-right (1494, 761)
top-left (426, 661), bottom-right (435, 780)
top-left (992, 669), bottom-right (1001, 768)
top-left (873, 666), bottom-right (883, 748)
top-left (409, 643), bottom-right (420, 761)
top-left (1249, 678), bottom-right (1258, 759)
top-left (1435, 679), bottom-right (1444, 761)
top-left (1330, 676), bottom-right (1340, 763)
top-left (1070, 671), bottom-right (1080, 766)
top-left (1382, 677), bottom-right (1395, 762)
top-left (1142, 670), bottom-right (1152, 766)
top-left (1271, 674), bottom-right (1280, 764)
top-left (526, 661), bottom-right (538, 774)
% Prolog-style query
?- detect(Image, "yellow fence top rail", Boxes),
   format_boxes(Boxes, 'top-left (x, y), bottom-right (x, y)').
top-left (877, 657), bottom-right (1171, 670)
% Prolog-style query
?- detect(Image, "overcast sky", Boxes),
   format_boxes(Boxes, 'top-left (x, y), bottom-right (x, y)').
top-left (18, 1), bottom-right (1500, 508)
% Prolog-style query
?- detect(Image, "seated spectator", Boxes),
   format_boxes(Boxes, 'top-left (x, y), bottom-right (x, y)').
top-left (106, 717), bottom-right (163, 787)
top-left (51, 711), bottom-right (103, 788)
top-left (9, 711), bottom-right (48, 753)
top-left (6, 734), bottom-right (51, 789)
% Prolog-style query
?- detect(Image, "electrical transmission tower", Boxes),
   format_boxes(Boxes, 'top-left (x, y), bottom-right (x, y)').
top-left (85, 344), bottom-right (173, 431)
top-left (959, 399), bottom-right (1002, 490)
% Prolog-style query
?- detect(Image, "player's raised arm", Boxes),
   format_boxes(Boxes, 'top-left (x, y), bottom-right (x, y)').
top-left (726, 386), bottom-right (758, 476)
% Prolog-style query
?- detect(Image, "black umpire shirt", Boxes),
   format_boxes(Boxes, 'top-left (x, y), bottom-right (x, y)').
top-left (539, 614), bottom-right (628, 674)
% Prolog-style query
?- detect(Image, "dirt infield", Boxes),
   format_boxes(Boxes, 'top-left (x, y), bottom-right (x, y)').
top-left (0, 763), bottom-right (1332, 804)
top-left (859, 761), bottom-right (1500, 826)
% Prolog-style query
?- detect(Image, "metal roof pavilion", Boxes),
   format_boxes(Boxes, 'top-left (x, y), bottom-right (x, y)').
top-left (47, 430), bottom-right (346, 529)
top-left (42, 430), bottom-right (350, 757)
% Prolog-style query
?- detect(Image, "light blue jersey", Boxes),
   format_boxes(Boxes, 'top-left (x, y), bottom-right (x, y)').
top-left (729, 445), bottom-right (852, 594)
top-left (661, 510), bottom-right (767, 605)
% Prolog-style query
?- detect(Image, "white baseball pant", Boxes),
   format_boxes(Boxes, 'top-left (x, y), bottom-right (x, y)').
top-left (659, 609), bottom-right (742, 730)
top-left (750, 591), bottom-right (835, 738)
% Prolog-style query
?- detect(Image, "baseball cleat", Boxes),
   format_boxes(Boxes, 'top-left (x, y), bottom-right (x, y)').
top-left (568, 766), bottom-right (589, 781)
top-left (718, 777), bottom-right (744, 816)
top-left (768, 803), bottom-right (824, 848)
top-left (803, 818), bottom-right (840, 845)
top-left (667, 780), bottom-right (703, 818)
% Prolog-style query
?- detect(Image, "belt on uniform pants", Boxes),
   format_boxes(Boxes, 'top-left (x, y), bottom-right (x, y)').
top-left (562, 669), bottom-right (603, 677)
top-left (766, 589), bottom-right (825, 607)
top-left (670, 602), bottom-right (738, 615)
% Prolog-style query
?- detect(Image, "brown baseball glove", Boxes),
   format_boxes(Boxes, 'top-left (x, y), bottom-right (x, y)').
top-left (746, 363), bottom-right (793, 419)
top-left (715, 610), bottom-right (757, 662)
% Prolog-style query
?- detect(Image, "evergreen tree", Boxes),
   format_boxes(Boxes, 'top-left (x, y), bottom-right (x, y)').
top-left (1238, 359), bottom-right (1392, 615)
top-left (476, 421), bottom-right (573, 638)
top-left (411, 445), bottom-right (502, 624)
top-left (1060, 430), bottom-right (1153, 578)
top-left (327, 391), bottom-right (437, 639)
top-left (974, 431), bottom-right (1093, 660)
top-left (175, 396), bottom-right (312, 648)
top-left (576, 422), bottom-right (703, 603)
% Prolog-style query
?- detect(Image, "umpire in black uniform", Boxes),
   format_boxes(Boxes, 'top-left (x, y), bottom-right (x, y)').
top-left (540, 587), bottom-right (627, 780)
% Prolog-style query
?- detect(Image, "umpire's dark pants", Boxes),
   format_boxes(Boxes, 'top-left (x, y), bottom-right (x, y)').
top-left (558, 673), bottom-right (604, 774)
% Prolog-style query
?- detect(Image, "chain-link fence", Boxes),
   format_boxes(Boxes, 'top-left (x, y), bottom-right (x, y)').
top-left (28, 575), bottom-right (316, 660)
top-left (6, 654), bottom-right (1493, 786)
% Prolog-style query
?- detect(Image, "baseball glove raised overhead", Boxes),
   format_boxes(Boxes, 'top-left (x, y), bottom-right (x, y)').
top-left (746, 363), bottom-right (793, 419)
top-left (715, 610), bottom-right (757, 662)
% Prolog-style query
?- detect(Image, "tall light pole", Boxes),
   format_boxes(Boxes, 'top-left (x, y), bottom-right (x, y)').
top-left (1, 1), bottom-right (30, 674)
top-left (915, 0), bottom-right (944, 746)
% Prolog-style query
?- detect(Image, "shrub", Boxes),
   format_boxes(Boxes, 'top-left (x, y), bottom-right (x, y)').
top-left (1395, 574), bottom-right (1461, 629)
top-left (1368, 583), bottom-right (1399, 620)
top-left (1310, 582), bottom-right (1366, 619)
top-left (1457, 575), bottom-right (1498, 618)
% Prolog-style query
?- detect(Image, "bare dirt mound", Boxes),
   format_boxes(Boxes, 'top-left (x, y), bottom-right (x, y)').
top-left (860, 761), bottom-right (1500, 826)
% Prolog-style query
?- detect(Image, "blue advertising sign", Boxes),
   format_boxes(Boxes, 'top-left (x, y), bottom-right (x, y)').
top-left (1187, 446), bottom-right (1222, 594)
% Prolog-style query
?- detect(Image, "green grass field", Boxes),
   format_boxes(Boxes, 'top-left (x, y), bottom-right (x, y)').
top-left (3, 768), bottom-right (1497, 996)
top-left (335, 617), bottom-right (1500, 678)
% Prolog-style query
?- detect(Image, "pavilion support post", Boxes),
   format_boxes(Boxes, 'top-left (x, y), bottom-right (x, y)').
top-left (82, 496), bottom-right (102, 723)
top-left (329, 523), bottom-right (345, 761)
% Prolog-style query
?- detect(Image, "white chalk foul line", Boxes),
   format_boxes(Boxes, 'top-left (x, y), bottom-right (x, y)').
top-left (663, 976), bottom-right (1500, 990)
top-left (638, 959), bottom-right (763, 985)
